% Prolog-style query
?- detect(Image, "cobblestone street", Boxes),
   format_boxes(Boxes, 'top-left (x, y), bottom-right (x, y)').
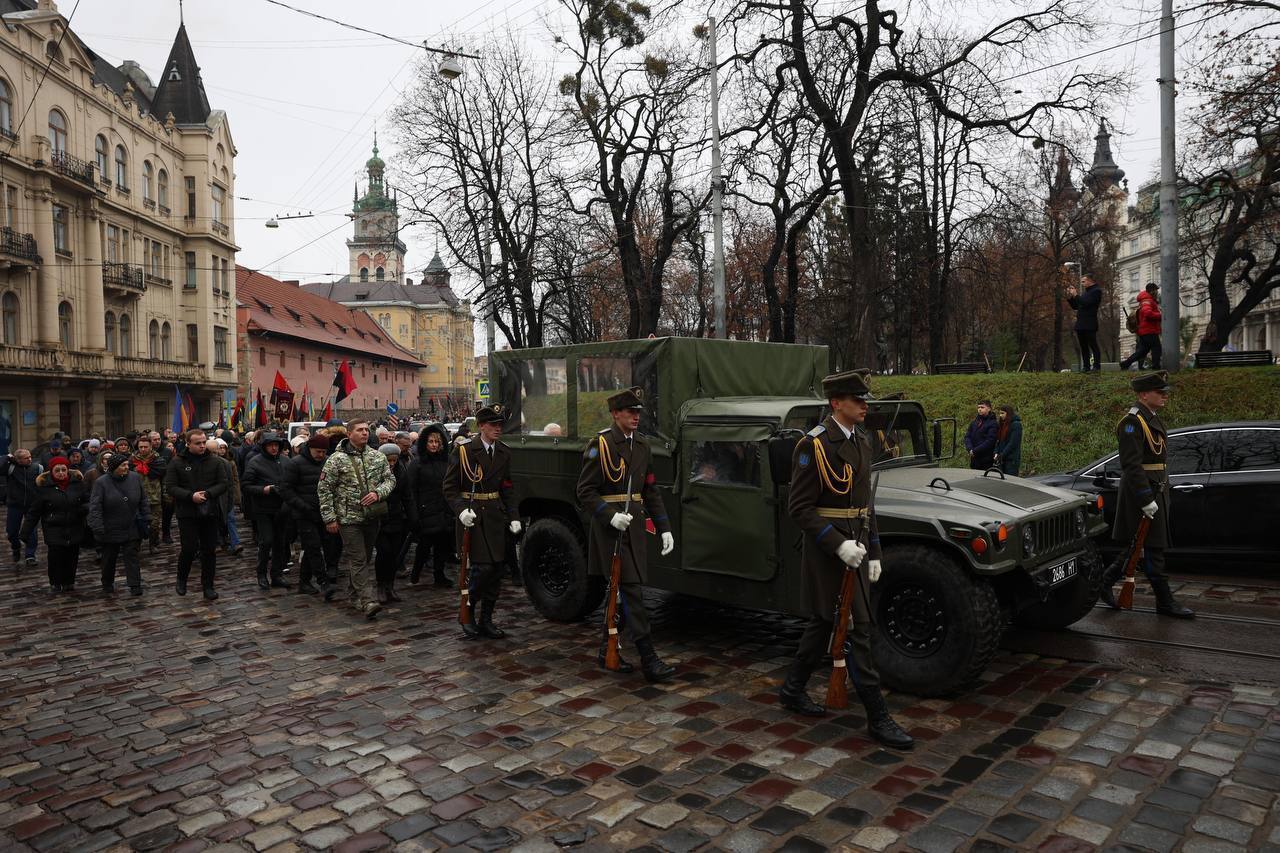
top-left (1, 541), bottom-right (1278, 853)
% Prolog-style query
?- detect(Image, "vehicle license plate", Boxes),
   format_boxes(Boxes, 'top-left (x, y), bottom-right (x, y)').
top-left (1048, 558), bottom-right (1077, 586)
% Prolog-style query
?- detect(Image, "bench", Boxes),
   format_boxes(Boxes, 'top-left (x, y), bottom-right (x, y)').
top-left (932, 362), bottom-right (990, 375)
top-left (1194, 350), bottom-right (1274, 368)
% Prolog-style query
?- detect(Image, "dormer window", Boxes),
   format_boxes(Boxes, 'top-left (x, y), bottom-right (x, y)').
top-left (167, 62), bottom-right (181, 82)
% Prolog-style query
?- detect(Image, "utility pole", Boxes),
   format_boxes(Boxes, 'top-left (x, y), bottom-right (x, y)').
top-left (1158, 0), bottom-right (1180, 369)
top-left (708, 16), bottom-right (727, 339)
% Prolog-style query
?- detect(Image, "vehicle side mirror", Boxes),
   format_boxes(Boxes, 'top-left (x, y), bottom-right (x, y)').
top-left (768, 434), bottom-right (800, 485)
top-left (932, 422), bottom-right (942, 459)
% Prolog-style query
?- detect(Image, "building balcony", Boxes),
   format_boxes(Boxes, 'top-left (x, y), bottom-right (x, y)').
top-left (103, 261), bottom-right (146, 296)
top-left (0, 226), bottom-right (39, 267)
top-left (212, 220), bottom-right (230, 238)
top-left (49, 151), bottom-right (96, 189)
top-left (112, 355), bottom-right (207, 383)
top-left (0, 344), bottom-right (103, 376)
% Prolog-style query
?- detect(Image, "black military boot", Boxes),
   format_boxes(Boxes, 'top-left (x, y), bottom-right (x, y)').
top-left (1150, 577), bottom-right (1194, 618)
top-left (433, 569), bottom-right (452, 588)
top-left (387, 578), bottom-right (403, 603)
top-left (778, 661), bottom-right (827, 717)
top-left (256, 569), bottom-right (270, 590)
top-left (461, 600), bottom-right (481, 639)
top-left (1098, 555), bottom-right (1124, 609)
top-left (635, 638), bottom-right (675, 683)
top-left (597, 641), bottom-right (635, 674)
top-left (479, 601), bottom-right (506, 639)
top-left (856, 685), bottom-right (915, 750)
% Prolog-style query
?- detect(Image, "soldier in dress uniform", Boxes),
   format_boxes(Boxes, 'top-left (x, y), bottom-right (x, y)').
top-left (779, 369), bottom-right (914, 749)
top-left (1100, 371), bottom-right (1194, 617)
top-left (443, 405), bottom-right (520, 639)
top-left (576, 387), bottom-right (676, 683)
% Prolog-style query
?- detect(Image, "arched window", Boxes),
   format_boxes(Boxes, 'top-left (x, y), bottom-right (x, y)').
top-left (375, 267), bottom-right (385, 281)
top-left (47, 109), bottom-right (67, 154)
top-left (104, 311), bottom-right (116, 354)
top-left (95, 135), bottom-right (108, 179)
top-left (1, 292), bottom-right (17, 344)
top-left (114, 145), bottom-right (128, 188)
top-left (157, 169), bottom-right (168, 208)
top-left (142, 161), bottom-right (154, 200)
top-left (119, 314), bottom-right (131, 355)
top-left (160, 321), bottom-right (171, 360)
top-left (0, 80), bottom-right (12, 136)
top-left (359, 267), bottom-right (369, 282)
top-left (148, 319), bottom-right (159, 358)
top-left (57, 301), bottom-right (72, 347)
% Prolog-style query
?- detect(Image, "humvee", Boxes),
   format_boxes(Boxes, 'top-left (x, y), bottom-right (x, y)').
top-left (493, 338), bottom-right (1107, 696)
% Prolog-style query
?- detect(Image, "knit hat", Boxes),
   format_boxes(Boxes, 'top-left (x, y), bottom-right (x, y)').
top-left (307, 434), bottom-right (330, 451)
top-left (378, 443), bottom-right (400, 456)
top-left (108, 454), bottom-right (131, 473)
top-left (48, 455), bottom-right (69, 470)
top-left (88, 438), bottom-right (101, 449)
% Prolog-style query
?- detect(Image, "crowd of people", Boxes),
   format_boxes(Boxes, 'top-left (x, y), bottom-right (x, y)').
top-left (2, 418), bottom-right (473, 612)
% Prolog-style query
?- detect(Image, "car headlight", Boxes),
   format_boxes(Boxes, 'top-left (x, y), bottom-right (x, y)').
top-left (1073, 508), bottom-right (1086, 537)
top-left (1022, 524), bottom-right (1036, 557)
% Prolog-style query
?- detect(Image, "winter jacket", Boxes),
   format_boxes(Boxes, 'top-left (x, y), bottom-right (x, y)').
top-left (318, 438), bottom-right (394, 526)
top-left (242, 450), bottom-right (287, 517)
top-left (1, 455), bottom-right (43, 507)
top-left (215, 455), bottom-right (241, 516)
top-left (995, 414), bottom-right (1024, 476)
top-left (20, 470), bottom-right (89, 547)
top-left (130, 450), bottom-right (167, 505)
top-left (1136, 290), bottom-right (1162, 337)
top-left (88, 470), bottom-right (149, 544)
top-left (410, 425), bottom-right (452, 534)
top-left (1067, 284), bottom-right (1102, 332)
top-left (279, 451), bottom-right (326, 523)
top-left (379, 456), bottom-right (418, 537)
top-left (163, 448), bottom-right (230, 520)
top-left (963, 412), bottom-right (999, 470)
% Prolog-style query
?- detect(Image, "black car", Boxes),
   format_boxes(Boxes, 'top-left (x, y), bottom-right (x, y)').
top-left (1033, 421), bottom-right (1280, 571)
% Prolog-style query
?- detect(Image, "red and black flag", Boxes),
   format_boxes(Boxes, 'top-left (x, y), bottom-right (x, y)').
top-left (230, 397), bottom-right (245, 431)
top-left (332, 359), bottom-right (357, 404)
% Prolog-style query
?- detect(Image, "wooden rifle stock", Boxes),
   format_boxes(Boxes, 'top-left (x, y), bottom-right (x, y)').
top-left (457, 527), bottom-right (473, 625)
top-left (826, 472), bottom-right (878, 710)
top-left (602, 469), bottom-right (633, 671)
top-left (1117, 514), bottom-right (1151, 611)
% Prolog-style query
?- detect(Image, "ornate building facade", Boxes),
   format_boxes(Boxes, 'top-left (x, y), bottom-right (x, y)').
top-left (0, 0), bottom-right (236, 448)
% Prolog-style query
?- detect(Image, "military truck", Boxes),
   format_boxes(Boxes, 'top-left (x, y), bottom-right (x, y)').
top-left (492, 338), bottom-right (1107, 696)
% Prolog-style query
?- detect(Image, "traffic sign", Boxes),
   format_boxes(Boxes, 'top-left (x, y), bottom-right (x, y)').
top-left (476, 379), bottom-right (490, 402)
top-left (386, 402), bottom-right (399, 415)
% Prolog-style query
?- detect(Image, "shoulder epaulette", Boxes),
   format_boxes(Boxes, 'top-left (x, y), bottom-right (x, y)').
top-left (598, 427), bottom-right (611, 435)
top-left (456, 437), bottom-right (471, 445)
top-left (1128, 406), bottom-right (1141, 416)
top-left (807, 424), bottom-right (826, 437)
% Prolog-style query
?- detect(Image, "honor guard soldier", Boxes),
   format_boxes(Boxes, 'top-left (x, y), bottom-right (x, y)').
top-left (780, 369), bottom-right (914, 750)
top-left (1101, 371), bottom-right (1194, 617)
top-left (577, 387), bottom-right (676, 682)
top-left (443, 405), bottom-right (521, 638)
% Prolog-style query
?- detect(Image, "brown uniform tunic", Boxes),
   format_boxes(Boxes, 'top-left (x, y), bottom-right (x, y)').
top-left (443, 437), bottom-right (516, 603)
top-left (1112, 403), bottom-right (1170, 577)
top-left (576, 426), bottom-right (671, 643)
top-left (788, 415), bottom-right (883, 688)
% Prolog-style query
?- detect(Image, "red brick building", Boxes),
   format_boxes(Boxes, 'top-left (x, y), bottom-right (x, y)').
top-left (236, 267), bottom-right (424, 415)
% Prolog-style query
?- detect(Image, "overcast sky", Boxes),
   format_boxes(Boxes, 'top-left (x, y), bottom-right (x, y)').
top-left (71, 0), bottom-right (1179, 331)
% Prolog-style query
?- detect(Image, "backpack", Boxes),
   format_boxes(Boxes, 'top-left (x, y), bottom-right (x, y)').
top-left (1125, 307), bottom-right (1139, 334)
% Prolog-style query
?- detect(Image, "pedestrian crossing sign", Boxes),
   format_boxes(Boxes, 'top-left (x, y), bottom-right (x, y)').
top-left (476, 379), bottom-right (490, 403)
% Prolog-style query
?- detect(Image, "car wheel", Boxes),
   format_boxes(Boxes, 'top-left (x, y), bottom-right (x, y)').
top-left (1013, 540), bottom-right (1105, 629)
top-left (872, 544), bottom-right (1003, 697)
top-left (520, 517), bottom-right (605, 622)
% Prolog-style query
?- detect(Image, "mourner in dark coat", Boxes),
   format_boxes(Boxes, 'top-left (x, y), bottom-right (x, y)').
top-left (410, 424), bottom-right (454, 587)
top-left (576, 387), bottom-right (675, 682)
top-left (1067, 274), bottom-right (1104, 372)
top-left (241, 431), bottom-right (292, 590)
top-left (89, 454), bottom-right (149, 595)
top-left (443, 406), bottom-right (518, 639)
top-left (3, 449), bottom-right (42, 564)
top-left (279, 434), bottom-right (338, 597)
top-left (373, 444), bottom-right (417, 604)
top-left (20, 458), bottom-right (88, 591)
top-left (779, 369), bottom-right (914, 750)
top-left (163, 429), bottom-right (230, 599)
top-left (1100, 371), bottom-right (1193, 617)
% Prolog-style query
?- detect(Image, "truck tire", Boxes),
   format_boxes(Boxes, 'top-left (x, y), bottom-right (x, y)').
top-left (520, 517), bottom-right (605, 622)
top-left (1013, 540), bottom-right (1105, 629)
top-left (872, 544), bottom-right (1003, 697)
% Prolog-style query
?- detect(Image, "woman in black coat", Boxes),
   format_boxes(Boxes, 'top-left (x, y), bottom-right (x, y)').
top-left (88, 454), bottom-right (149, 595)
top-left (20, 456), bottom-right (89, 592)
top-left (409, 424), bottom-right (454, 587)
top-left (373, 444), bottom-right (417, 604)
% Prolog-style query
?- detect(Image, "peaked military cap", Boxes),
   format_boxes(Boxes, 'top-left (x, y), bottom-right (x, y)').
top-left (607, 386), bottom-right (645, 411)
top-left (1131, 371), bottom-right (1171, 393)
top-left (822, 368), bottom-right (872, 400)
top-left (475, 404), bottom-right (506, 425)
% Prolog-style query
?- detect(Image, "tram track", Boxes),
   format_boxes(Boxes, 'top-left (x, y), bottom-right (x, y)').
top-left (1061, 626), bottom-right (1280, 663)
top-left (1091, 603), bottom-right (1280, 628)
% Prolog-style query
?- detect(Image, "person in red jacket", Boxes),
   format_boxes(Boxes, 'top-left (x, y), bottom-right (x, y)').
top-left (1121, 283), bottom-right (1163, 370)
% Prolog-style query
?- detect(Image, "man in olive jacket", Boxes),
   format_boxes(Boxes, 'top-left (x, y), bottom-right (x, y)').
top-left (163, 428), bottom-right (229, 600)
top-left (318, 418), bottom-right (394, 620)
top-left (780, 369), bottom-right (913, 750)
top-left (576, 387), bottom-right (675, 682)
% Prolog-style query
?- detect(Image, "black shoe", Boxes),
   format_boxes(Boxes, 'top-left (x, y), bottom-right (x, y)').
top-left (175, 577), bottom-right (188, 596)
top-left (269, 576), bottom-right (292, 589)
top-left (362, 600), bottom-right (381, 620)
top-left (857, 686), bottom-right (914, 750)
top-left (130, 586), bottom-right (143, 597)
top-left (1151, 577), bottom-right (1194, 618)
top-left (461, 600), bottom-right (481, 639)
top-left (25, 556), bottom-right (36, 566)
top-left (231, 545), bottom-right (243, 556)
top-left (433, 573), bottom-right (453, 589)
top-left (636, 638), bottom-right (674, 683)
top-left (257, 573), bottom-right (270, 590)
top-left (598, 643), bottom-right (635, 674)
top-left (203, 587), bottom-right (218, 600)
top-left (387, 584), bottom-right (402, 603)
top-left (409, 566), bottom-right (421, 585)
top-left (778, 661), bottom-right (827, 717)
top-left (323, 584), bottom-right (337, 602)
top-left (162, 536), bottom-right (172, 545)
top-left (102, 583), bottom-right (115, 594)
top-left (478, 602), bottom-right (505, 639)
top-left (50, 583), bottom-right (61, 593)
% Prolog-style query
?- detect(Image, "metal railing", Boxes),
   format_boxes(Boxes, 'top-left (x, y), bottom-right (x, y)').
top-left (0, 226), bottom-right (38, 262)
top-left (102, 261), bottom-right (146, 293)
top-left (50, 150), bottom-right (95, 187)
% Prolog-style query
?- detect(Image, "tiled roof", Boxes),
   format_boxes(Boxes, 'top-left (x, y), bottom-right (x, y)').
top-left (301, 278), bottom-right (461, 309)
top-left (150, 23), bottom-right (210, 125)
top-left (236, 266), bottom-right (425, 366)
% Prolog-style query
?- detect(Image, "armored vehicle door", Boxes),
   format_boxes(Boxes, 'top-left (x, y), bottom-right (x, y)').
top-left (680, 422), bottom-right (777, 580)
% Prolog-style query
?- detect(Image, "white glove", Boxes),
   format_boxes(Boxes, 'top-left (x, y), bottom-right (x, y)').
top-left (610, 512), bottom-right (633, 531)
top-left (1141, 501), bottom-right (1158, 518)
top-left (868, 559), bottom-right (882, 583)
top-left (660, 532), bottom-right (674, 556)
top-left (836, 539), bottom-right (867, 568)
top-left (508, 520), bottom-right (522, 535)
top-left (459, 508), bottom-right (476, 528)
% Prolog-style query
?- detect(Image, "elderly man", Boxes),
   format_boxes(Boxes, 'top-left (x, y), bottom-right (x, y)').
top-left (2, 449), bottom-right (43, 566)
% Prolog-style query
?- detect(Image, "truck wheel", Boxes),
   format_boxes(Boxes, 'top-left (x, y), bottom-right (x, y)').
top-left (872, 544), bottom-right (1003, 697)
top-left (520, 517), bottom-right (605, 622)
top-left (1013, 540), bottom-right (1104, 629)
